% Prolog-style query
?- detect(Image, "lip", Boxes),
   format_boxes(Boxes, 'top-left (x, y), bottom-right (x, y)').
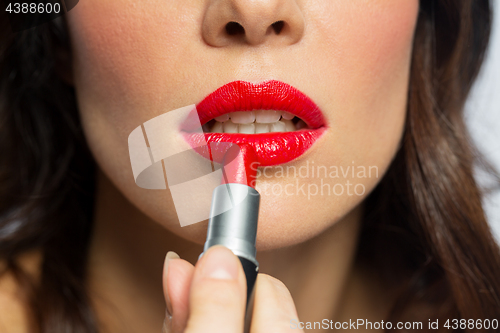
top-left (181, 80), bottom-right (327, 166)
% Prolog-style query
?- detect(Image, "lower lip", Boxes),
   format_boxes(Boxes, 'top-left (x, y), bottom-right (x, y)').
top-left (182, 128), bottom-right (326, 166)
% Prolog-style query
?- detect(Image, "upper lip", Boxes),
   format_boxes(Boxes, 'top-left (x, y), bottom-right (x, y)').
top-left (192, 80), bottom-right (326, 130)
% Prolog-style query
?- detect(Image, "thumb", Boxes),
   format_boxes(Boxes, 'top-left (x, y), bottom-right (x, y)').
top-left (185, 245), bottom-right (247, 333)
top-left (250, 274), bottom-right (303, 333)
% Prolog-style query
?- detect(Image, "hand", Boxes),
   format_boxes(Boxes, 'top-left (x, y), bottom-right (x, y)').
top-left (162, 245), bottom-right (303, 333)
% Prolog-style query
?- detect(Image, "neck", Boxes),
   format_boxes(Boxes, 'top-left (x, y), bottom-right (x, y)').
top-left (88, 170), bottom-right (382, 332)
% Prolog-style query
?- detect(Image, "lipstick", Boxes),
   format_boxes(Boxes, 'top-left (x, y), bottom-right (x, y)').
top-left (201, 144), bottom-right (260, 308)
top-left (220, 143), bottom-right (259, 189)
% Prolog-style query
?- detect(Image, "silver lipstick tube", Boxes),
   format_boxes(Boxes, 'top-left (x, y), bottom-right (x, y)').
top-left (202, 183), bottom-right (260, 306)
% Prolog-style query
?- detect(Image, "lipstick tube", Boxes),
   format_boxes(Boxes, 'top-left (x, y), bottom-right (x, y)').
top-left (203, 183), bottom-right (260, 305)
top-left (201, 144), bottom-right (260, 308)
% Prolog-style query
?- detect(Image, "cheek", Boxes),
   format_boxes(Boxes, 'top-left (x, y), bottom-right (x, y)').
top-left (308, 0), bottom-right (419, 170)
top-left (345, 1), bottom-right (419, 166)
top-left (66, 1), bottom-right (211, 241)
top-left (67, 0), bottom-right (203, 128)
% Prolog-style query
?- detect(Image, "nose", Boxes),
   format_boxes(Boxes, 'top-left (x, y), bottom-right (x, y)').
top-left (202, 0), bottom-right (305, 47)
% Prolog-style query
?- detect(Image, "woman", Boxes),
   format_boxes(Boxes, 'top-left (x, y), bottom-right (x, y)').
top-left (1, 0), bottom-right (499, 332)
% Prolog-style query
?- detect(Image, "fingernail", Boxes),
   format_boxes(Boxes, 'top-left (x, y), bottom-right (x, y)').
top-left (202, 246), bottom-right (238, 280)
top-left (164, 251), bottom-right (180, 316)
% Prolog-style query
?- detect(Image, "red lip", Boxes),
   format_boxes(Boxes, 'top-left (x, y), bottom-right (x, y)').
top-left (181, 80), bottom-right (327, 166)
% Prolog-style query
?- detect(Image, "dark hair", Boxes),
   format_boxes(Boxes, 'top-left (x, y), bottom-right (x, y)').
top-left (359, 0), bottom-right (500, 325)
top-left (1, 1), bottom-right (499, 332)
top-left (0, 14), bottom-right (97, 333)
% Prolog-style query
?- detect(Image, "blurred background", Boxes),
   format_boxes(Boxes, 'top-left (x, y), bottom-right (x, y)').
top-left (466, 3), bottom-right (500, 244)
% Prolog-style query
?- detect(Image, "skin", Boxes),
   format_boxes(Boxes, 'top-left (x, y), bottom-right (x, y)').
top-left (31, 0), bottom-right (422, 332)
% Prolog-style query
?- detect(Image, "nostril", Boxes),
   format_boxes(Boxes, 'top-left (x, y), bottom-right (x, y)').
top-left (225, 21), bottom-right (245, 36)
top-left (271, 21), bottom-right (285, 34)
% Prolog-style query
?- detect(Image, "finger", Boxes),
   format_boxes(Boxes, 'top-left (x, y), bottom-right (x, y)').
top-left (163, 252), bottom-right (195, 332)
top-left (163, 251), bottom-right (180, 316)
top-left (185, 245), bottom-right (247, 333)
top-left (250, 274), bottom-right (303, 333)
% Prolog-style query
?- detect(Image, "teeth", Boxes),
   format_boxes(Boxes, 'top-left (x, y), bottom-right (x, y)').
top-left (239, 123), bottom-right (255, 134)
top-left (211, 121), bottom-right (223, 133)
top-left (208, 110), bottom-right (308, 133)
top-left (255, 110), bottom-right (281, 123)
top-left (284, 119), bottom-right (295, 131)
top-left (270, 120), bottom-right (286, 132)
top-left (255, 123), bottom-right (269, 134)
top-left (223, 120), bottom-right (239, 133)
top-left (230, 111), bottom-right (255, 124)
top-left (215, 114), bottom-right (229, 122)
top-left (282, 112), bottom-right (295, 120)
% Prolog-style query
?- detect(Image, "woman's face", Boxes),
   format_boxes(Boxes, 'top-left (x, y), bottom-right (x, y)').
top-left (66, 0), bottom-right (419, 250)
